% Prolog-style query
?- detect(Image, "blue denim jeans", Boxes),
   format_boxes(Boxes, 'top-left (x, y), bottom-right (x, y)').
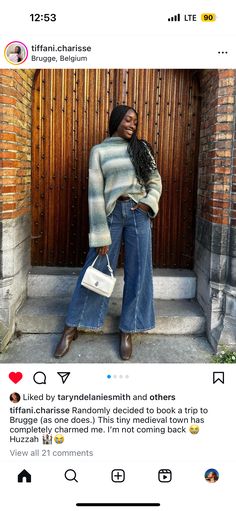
top-left (66, 199), bottom-right (155, 332)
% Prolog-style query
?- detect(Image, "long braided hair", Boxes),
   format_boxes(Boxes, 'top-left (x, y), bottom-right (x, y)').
top-left (109, 105), bottom-right (157, 184)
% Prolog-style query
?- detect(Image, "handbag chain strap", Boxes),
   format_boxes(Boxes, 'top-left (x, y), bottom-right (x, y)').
top-left (91, 254), bottom-right (114, 278)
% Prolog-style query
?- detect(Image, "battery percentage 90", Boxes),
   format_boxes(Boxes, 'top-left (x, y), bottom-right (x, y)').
top-left (201, 13), bottom-right (216, 22)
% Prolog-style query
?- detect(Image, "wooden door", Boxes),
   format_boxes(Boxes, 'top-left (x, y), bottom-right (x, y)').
top-left (31, 69), bottom-right (200, 268)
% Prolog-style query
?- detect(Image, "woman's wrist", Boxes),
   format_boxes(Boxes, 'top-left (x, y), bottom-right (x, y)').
top-left (96, 245), bottom-right (109, 255)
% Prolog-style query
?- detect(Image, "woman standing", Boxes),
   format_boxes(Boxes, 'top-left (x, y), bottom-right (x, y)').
top-left (54, 105), bottom-right (162, 360)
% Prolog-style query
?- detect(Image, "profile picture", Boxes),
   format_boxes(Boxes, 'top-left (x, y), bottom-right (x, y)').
top-left (10, 392), bottom-right (21, 403)
top-left (4, 41), bottom-right (28, 65)
top-left (204, 468), bottom-right (219, 483)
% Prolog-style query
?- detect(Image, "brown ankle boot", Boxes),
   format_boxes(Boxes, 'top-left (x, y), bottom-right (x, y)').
top-left (54, 325), bottom-right (78, 358)
top-left (119, 331), bottom-right (132, 360)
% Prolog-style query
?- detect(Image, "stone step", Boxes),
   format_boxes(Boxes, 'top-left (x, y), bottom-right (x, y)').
top-left (0, 333), bottom-right (213, 364)
top-left (27, 267), bottom-right (196, 300)
top-left (15, 297), bottom-right (205, 335)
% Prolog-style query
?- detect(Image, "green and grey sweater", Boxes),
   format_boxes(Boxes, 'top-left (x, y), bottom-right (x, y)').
top-left (88, 136), bottom-right (162, 247)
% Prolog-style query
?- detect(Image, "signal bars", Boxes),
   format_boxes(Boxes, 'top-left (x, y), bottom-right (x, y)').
top-left (168, 13), bottom-right (181, 22)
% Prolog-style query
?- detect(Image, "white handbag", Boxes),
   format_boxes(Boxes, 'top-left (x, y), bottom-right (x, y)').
top-left (81, 254), bottom-right (116, 297)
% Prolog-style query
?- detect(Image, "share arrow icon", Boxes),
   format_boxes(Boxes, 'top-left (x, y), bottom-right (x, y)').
top-left (57, 372), bottom-right (71, 384)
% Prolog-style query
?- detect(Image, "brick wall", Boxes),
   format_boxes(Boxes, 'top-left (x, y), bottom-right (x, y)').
top-left (197, 69), bottom-right (235, 227)
top-left (195, 69), bottom-right (236, 348)
top-left (0, 69), bottom-right (35, 220)
top-left (0, 69), bottom-right (35, 349)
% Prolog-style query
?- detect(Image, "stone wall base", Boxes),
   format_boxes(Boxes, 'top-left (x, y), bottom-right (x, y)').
top-left (0, 214), bottom-right (31, 351)
top-left (219, 288), bottom-right (236, 345)
top-left (195, 218), bottom-right (236, 352)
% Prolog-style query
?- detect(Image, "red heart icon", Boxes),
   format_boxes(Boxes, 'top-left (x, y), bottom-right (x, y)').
top-left (9, 372), bottom-right (23, 384)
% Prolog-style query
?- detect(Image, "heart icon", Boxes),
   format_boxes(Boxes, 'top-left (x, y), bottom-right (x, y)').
top-left (9, 372), bottom-right (23, 384)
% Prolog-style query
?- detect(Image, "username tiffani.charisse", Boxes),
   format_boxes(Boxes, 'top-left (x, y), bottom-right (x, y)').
top-left (31, 44), bottom-right (92, 52)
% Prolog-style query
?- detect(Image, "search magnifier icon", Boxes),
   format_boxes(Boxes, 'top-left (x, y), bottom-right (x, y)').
top-left (65, 469), bottom-right (78, 482)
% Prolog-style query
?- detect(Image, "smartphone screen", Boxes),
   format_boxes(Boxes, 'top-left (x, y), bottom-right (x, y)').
top-left (0, 2), bottom-right (235, 510)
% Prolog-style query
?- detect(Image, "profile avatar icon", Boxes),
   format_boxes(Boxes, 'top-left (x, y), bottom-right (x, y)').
top-left (10, 392), bottom-right (21, 403)
top-left (4, 41), bottom-right (28, 65)
top-left (205, 468), bottom-right (219, 483)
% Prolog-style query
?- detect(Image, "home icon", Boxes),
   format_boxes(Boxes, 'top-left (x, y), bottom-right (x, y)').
top-left (18, 469), bottom-right (31, 483)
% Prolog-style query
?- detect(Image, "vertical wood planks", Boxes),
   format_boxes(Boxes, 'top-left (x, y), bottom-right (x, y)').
top-left (31, 69), bottom-right (200, 268)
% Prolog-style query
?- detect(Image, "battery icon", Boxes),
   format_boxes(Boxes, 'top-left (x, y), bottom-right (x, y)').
top-left (201, 13), bottom-right (216, 22)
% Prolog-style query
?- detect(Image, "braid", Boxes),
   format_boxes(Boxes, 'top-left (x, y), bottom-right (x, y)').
top-left (128, 133), bottom-right (157, 184)
top-left (109, 104), bottom-right (157, 184)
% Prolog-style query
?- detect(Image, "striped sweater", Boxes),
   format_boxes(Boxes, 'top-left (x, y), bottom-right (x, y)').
top-left (88, 136), bottom-right (162, 247)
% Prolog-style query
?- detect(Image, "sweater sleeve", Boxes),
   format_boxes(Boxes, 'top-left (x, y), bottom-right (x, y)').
top-left (88, 146), bottom-right (112, 247)
top-left (138, 143), bottom-right (162, 218)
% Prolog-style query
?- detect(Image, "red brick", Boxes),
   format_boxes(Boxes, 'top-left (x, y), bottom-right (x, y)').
top-left (0, 142), bottom-right (20, 151)
top-left (208, 184), bottom-right (230, 192)
top-left (1, 202), bottom-right (17, 211)
top-left (215, 150), bottom-right (232, 158)
top-left (213, 167), bottom-right (231, 174)
top-left (0, 70), bottom-right (14, 78)
top-left (216, 104), bottom-right (234, 114)
top-left (0, 151), bottom-right (16, 159)
top-left (213, 132), bottom-right (233, 141)
top-left (219, 70), bottom-right (235, 78)
top-left (0, 96), bottom-right (17, 105)
top-left (217, 96), bottom-right (235, 105)
top-left (209, 192), bottom-right (230, 200)
top-left (218, 86), bottom-right (235, 96)
top-left (219, 78), bottom-right (235, 87)
top-left (216, 114), bottom-right (234, 122)
top-left (214, 123), bottom-right (233, 132)
top-left (1, 185), bottom-right (17, 193)
top-left (209, 206), bottom-right (230, 215)
top-left (0, 133), bottom-right (16, 142)
top-left (0, 125), bottom-right (30, 137)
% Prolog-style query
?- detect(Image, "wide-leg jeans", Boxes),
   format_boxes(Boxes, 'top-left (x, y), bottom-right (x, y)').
top-left (66, 199), bottom-right (155, 333)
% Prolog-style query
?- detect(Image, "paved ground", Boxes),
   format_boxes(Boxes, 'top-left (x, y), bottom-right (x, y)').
top-left (0, 332), bottom-right (214, 363)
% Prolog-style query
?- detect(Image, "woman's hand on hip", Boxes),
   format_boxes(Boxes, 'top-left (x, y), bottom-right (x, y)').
top-left (96, 246), bottom-right (110, 255)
